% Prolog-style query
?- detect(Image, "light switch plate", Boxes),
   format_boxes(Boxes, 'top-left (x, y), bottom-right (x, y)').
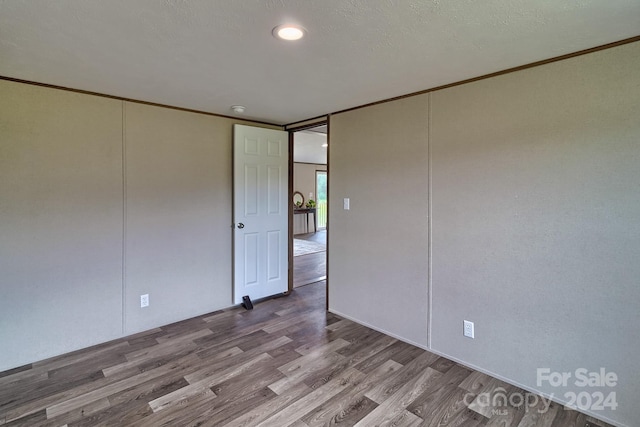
top-left (343, 198), bottom-right (350, 210)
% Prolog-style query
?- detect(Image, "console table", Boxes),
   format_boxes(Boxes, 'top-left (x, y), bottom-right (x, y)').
top-left (294, 207), bottom-right (317, 233)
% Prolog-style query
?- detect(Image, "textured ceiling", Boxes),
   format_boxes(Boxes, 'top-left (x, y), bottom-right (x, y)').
top-left (1, 1), bottom-right (638, 125)
top-left (294, 131), bottom-right (328, 165)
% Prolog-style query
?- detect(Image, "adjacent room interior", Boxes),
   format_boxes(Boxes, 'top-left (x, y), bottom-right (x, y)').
top-left (292, 125), bottom-right (328, 289)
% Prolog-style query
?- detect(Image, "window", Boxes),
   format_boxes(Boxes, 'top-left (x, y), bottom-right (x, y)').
top-left (316, 171), bottom-right (327, 229)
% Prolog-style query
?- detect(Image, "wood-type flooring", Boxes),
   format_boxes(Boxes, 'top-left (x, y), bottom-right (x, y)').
top-left (1, 282), bottom-right (613, 427)
top-left (294, 231), bottom-right (326, 288)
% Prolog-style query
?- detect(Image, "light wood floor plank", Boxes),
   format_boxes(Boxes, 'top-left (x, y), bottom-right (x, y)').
top-left (516, 401), bottom-right (560, 427)
top-left (195, 387), bottom-right (279, 427)
top-left (257, 367), bottom-right (365, 427)
top-left (45, 353), bottom-right (203, 419)
top-left (406, 364), bottom-right (474, 420)
top-left (365, 352), bottom-right (442, 404)
top-left (270, 351), bottom-right (345, 395)
top-left (223, 382), bottom-right (313, 427)
top-left (302, 334), bottom-right (399, 391)
top-left (148, 383), bottom-right (216, 413)
top-left (301, 359), bottom-right (403, 426)
top-left (4, 355), bottom-right (160, 423)
top-left (184, 352), bottom-right (273, 390)
top-left (184, 336), bottom-right (290, 383)
top-left (36, 397), bottom-right (111, 427)
top-left (418, 387), bottom-right (487, 427)
top-left (357, 366), bottom-right (442, 426)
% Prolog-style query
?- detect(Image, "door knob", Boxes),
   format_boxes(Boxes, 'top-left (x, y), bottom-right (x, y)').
top-left (237, 223), bottom-right (245, 229)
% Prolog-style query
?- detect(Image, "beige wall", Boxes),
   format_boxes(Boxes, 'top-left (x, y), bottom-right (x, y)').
top-left (0, 81), bottom-right (124, 369)
top-left (329, 41), bottom-right (640, 427)
top-left (0, 80), bottom-right (279, 370)
top-left (293, 162), bottom-right (326, 234)
top-left (329, 94), bottom-right (430, 347)
top-left (124, 102), bottom-right (237, 333)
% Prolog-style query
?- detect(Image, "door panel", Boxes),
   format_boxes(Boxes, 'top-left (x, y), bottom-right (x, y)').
top-left (243, 232), bottom-right (259, 287)
top-left (233, 125), bottom-right (289, 304)
top-left (267, 230), bottom-right (282, 281)
top-left (267, 166), bottom-right (282, 214)
top-left (244, 165), bottom-right (259, 215)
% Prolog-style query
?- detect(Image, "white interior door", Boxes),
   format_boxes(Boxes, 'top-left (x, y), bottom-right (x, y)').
top-left (233, 125), bottom-right (289, 304)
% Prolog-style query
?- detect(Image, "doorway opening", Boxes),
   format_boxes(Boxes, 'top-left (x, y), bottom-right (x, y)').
top-left (290, 123), bottom-right (328, 291)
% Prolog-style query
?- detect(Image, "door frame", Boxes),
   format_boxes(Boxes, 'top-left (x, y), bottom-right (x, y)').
top-left (287, 130), bottom-right (294, 293)
top-left (286, 118), bottom-right (329, 308)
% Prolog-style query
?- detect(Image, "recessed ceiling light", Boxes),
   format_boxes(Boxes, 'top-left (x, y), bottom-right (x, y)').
top-left (230, 105), bottom-right (245, 114)
top-left (321, 143), bottom-right (328, 148)
top-left (272, 24), bottom-right (306, 41)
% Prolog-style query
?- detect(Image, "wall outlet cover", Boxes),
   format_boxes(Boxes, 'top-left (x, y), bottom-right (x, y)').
top-left (463, 320), bottom-right (474, 338)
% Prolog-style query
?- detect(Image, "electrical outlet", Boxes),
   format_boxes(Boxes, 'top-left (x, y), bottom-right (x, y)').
top-left (343, 198), bottom-right (350, 210)
top-left (463, 320), bottom-right (474, 338)
top-left (140, 294), bottom-right (149, 308)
